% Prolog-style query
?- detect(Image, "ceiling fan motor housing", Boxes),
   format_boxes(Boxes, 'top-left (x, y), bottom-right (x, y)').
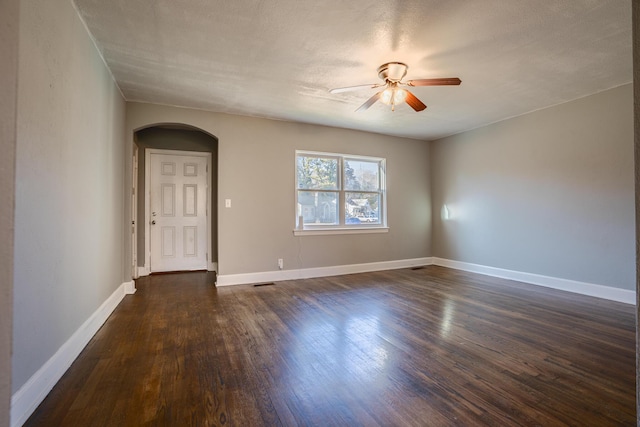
top-left (378, 62), bottom-right (408, 82)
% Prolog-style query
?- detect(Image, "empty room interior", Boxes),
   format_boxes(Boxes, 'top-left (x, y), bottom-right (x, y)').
top-left (2, 0), bottom-right (639, 426)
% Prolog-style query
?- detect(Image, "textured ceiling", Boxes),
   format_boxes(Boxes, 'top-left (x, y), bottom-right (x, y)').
top-left (73, 0), bottom-right (632, 140)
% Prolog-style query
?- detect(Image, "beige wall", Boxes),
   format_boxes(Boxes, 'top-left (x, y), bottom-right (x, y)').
top-left (0, 0), bottom-right (19, 424)
top-left (125, 103), bottom-right (432, 276)
top-left (6, 0), bottom-right (637, 423)
top-left (12, 0), bottom-right (126, 395)
top-left (431, 84), bottom-right (634, 290)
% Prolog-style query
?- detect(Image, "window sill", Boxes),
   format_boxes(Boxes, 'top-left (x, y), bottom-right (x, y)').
top-left (293, 227), bottom-right (389, 236)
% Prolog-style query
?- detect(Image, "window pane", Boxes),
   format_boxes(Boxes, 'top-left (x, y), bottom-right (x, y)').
top-left (344, 159), bottom-right (379, 191)
top-left (345, 192), bottom-right (381, 224)
top-left (298, 191), bottom-right (339, 225)
top-left (297, 156), bottom-right (338, 190)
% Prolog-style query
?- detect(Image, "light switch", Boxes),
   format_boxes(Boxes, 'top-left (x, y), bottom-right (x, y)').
top-left (225, 199), bottom-right (231, 208)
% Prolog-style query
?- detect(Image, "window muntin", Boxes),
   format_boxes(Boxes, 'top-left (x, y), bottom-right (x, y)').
top-left (296, 151), bottom-right (386, 229)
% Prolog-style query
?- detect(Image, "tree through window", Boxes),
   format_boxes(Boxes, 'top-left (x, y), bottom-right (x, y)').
top-left (296, 151), bottom-right (386, 229)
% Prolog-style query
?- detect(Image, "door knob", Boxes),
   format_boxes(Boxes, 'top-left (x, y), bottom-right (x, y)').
top-left (151, 220), bottom-right (156, 225)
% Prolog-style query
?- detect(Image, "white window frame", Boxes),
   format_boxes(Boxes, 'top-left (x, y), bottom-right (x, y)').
top-left (294, 150), bottom-right (388, 236)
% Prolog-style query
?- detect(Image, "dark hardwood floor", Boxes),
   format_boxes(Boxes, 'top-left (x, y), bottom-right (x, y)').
top-left (25, 266), bottom-right (635, 426)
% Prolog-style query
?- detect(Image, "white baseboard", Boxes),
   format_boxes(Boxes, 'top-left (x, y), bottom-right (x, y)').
top-left (216, 257), bottom-right (433, 286)
top-left (123, 280), bottom-right (136, 294)
top-left (432, 257), bottom-right (636, 305)
top-left (11, 281), bottom-right (131, 427)
top-left (218, 256), bottom-right (635, 304)
top-left (137, 265), bottom-right (150, 277)
top-left (138, 264), bottom-right (216, 275)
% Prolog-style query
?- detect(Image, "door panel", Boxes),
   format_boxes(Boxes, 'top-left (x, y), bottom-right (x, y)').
top-left (161, 184), bottom-right (175, 216)
top-left (184, 184), bottom-right (197, 216)
top-left (161, 226), bottom-right (176, 257)
top-left (150, 153), bottom-right (207, 272)
top-left (183, 226), bottom-right (197, 256)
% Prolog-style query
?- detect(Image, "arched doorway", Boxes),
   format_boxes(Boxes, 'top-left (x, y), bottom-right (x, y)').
top-left (133, 124), bottom-right (218, 275)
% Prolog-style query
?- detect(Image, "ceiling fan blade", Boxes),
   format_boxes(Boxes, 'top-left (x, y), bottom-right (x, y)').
top-left (404, 90), bottom-right (427, 112)
top-left (406, 77), bottom-right (461, 87)
top-left (330, 83), bottom-right (382, 94)
top-left (356, 91), bottom-right (383, 112)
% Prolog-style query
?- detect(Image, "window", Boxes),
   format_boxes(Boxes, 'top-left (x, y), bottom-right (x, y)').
top-left (296, 151), bottom-right (386, 232)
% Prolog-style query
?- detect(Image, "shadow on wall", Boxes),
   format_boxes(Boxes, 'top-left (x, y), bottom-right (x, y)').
top-left (134, 124), bottom-right (219, 268)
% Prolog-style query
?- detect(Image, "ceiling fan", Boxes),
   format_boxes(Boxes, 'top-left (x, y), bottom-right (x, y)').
top-left (330, 62), bottom-right (461, 112)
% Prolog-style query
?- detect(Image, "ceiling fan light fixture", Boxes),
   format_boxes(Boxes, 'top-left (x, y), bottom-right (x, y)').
top-left (393, 88), bottom-right (407, 104)
top-left (380, 88), bottom-right (394, 105)
top-left (380, 87), bottom-right (407, 108)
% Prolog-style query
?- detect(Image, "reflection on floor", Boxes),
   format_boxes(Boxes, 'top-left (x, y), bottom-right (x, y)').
top-left (25, 267), bottom-right (635, 426)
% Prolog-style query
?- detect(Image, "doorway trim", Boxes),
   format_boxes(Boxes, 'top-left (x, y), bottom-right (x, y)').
top-left (131, 144), bottom-right (139, 279)
top-left (143, 148), bottom-right (215, 274)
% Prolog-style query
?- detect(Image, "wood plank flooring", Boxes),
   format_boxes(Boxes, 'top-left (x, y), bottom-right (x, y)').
top-left (24, 266), bottom-right (636, 426)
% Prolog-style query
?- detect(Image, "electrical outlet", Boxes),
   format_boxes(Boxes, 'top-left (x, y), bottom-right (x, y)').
top-left (278, 258), bottom-right (283, 270)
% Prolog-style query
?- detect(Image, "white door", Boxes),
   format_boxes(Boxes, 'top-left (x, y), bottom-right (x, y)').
top-left (149, 152), bottom-right (208, 272)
